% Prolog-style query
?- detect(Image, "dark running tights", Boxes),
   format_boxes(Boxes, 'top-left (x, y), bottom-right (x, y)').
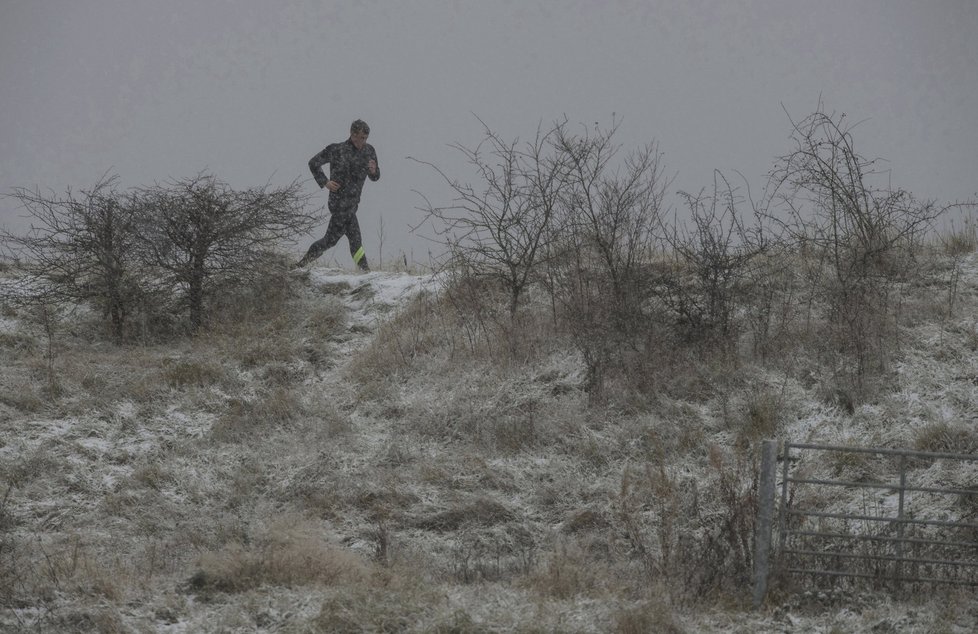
top-left (301, 208), bottom-right (368, 269)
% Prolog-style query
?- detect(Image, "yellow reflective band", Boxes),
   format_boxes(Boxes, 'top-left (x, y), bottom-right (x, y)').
top-left (353, 246), bottom-right (365, 264)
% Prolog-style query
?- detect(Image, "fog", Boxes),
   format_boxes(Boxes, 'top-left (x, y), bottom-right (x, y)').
top-left (2, 0), bottom-right (976, 265)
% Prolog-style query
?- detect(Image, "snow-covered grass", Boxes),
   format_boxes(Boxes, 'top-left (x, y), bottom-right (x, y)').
top-left (1, 249), bottom-right (977, 632)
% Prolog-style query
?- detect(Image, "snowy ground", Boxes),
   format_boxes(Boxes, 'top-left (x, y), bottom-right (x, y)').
top-left (2, 257), bottom-right (977, 632)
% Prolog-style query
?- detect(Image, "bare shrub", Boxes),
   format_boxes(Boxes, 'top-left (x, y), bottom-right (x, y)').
top-left (204, 250), bottom-right (297, 327)
top-left (2, 175), bottom-right (149, 342)
top-left (546, 119), bottom-right (669, 401)
top-left (449, 525), bottom-right (536, 584)
top-left (660, 171), bottom-right (772, 351)
top-left (770, 107), bottom-right (940, 277)
top-left (767, 105), bottom-right (945, 398)
top-left (1, 533), bottom-right (128, 614)
top-left (439, 264), bottom-right (514, 360)
top-left (413, 116), bottom-right (672, 401)
top-left (615, 449), bottom-right (756, 605)
top-left (135, 173), bottom-right (318, 333)
top-left (742, 249), bottom-right (802, 361)
top-left (412, 117), bottom-right (567, 319)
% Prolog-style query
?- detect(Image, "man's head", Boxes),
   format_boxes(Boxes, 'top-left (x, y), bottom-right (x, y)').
top-left (350, 119), bottom-right (370, 150)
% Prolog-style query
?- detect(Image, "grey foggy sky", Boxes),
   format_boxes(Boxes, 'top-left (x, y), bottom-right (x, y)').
top-left (2, 0), bottom-right (976, 265)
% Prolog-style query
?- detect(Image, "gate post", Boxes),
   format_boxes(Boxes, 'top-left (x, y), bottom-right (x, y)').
top-left (753, 439), bottom-right (779, 608)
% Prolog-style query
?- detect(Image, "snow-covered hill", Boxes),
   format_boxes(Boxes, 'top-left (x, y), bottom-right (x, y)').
top-left (1, 259), bottom-right (977, 632)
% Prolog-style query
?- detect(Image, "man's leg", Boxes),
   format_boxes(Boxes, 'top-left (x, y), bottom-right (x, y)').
top-left (293, 210), bottom-right (351, 268)
top-left (346, 214), bottom-right (369, 271)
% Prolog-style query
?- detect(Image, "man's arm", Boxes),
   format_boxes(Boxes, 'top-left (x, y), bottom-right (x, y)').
top-left (308, 144), bottom-right (335, 189)
top-left (367, 145), bottom-right (380, 182)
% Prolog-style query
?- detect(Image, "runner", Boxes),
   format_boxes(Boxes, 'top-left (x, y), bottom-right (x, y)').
top-left (293, 119), bottom-right (379, 271)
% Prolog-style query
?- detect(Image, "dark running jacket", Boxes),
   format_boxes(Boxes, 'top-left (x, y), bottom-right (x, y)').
top-left (308, 139), bottom-right (380, 213)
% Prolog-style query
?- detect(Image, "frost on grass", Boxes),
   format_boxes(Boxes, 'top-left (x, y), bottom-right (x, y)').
top-left (2, 257), bottom-right (978, 632)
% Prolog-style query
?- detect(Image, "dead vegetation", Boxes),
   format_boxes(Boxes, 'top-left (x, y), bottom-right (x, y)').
top-left (1, 231), bottom-right (975, 630)
top-left (1, 110), bottom-right (977, 630)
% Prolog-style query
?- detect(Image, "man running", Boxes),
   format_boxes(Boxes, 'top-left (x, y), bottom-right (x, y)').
top-left (293, 119), bottom-right (380, 271)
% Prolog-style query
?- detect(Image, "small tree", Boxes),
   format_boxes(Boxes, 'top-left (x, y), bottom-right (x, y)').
top-left (2, 174), bottom-right (145, 341)
top-left (660, 171), bottom-right (771, 349)
top-left (769, 107), bottom-right (939, 278)
top-left (136, 173), bottom-right (317, 333)
top-left (552, 119), bottom-right (667, 309)
top-left (412, 118), bottom-right (568, 320)
top-left (548, 119), bottom-right (669, 399)
top-left (767, 105), bottom-right (943, 391)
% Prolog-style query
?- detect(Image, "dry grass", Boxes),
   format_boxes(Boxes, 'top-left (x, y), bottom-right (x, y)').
top-left (613, 598), bottom-right (686, 634)
top-left (2, 244), bottom-right (978, 631)
top-left (525, 539), bottom-right (621, 600)
top-left (209, 387), bottom-right (307, 442)
top-left (734, 387), bottom-right (786, 448)
top-left (187, 519), bottom-right (370, 595)
top-left (941, 217), bottom-right (978, 256)
top-left (913, 421), bottom-right (978, 454)
top-left (161, 357), bottom-right (229, 388)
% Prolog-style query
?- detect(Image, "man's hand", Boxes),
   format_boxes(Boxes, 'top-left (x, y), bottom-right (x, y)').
top-left (325, 180), bottom-right (341, 192)
top-left (367, 160), bottom-right (377, 176)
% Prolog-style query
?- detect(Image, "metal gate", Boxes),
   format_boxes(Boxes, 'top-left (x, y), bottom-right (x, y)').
top-left (753, 440), bottom-right (978, 606)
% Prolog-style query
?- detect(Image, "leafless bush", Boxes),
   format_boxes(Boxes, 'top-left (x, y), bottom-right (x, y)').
top-left (412, 117), bottom-right (567, 319)
top-left (742, 248), bottom-right (802, 361)
top-left (546, 119), bottom-right (669, 401)
top-left (135, 173), bottom-right (318, 333)
top-left (0, 532), bottom-right (125, 617)
top-left (767, 105), bottom-right (945, 396)
top-left (2, 175), bottom-right (147, 342)
top-left (414, 117), bottom-right (672, 398)
top-left (769, 107), bottom-right (940, 277)
top-left (4, 173), bottom-right (319, 340)
top-left (449, 525), bottom-right (536, 584)
top-left (27, 302), bottom-right (63, 398)
top-left (660, 171), bottom-right (772, 351)
top-left (439, 262), bottom-right (511, 359)
top-left (616, 449), bottom-right (757, 605)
